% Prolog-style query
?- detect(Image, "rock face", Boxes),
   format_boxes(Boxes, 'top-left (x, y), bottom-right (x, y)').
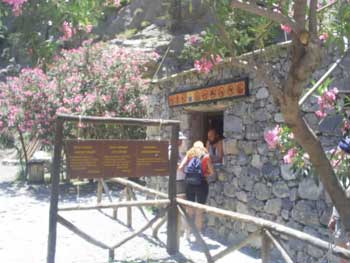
top-left (146, 43), bottom-right (348, 262)
top-left (254, 183), bottom-right (271, 201)
top-left (298, 178), bottom-right (323, 200)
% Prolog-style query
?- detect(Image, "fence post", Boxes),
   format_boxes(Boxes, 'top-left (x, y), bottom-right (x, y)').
top-left (262, 230), bottom-right (271, 263)
top-left (47, 119), bottom-right (64, 263)
top-left (167, 124), bottom-right (179, 254)
top-left (126, 186), bottom-right (132, 228)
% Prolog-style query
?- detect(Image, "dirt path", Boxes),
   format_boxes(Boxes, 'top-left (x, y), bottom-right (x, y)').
top-left (0, 153), bottom-right (262, 263)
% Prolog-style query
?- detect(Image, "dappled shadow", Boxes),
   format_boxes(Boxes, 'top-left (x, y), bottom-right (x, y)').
top-left (0, 181), bottom-right (51, 202)
top-left (111, 252), bottom-right (194, 263)
top-left (188, 238), bottom-right (220, 252)
top-left (0, 180), bottom-right (126, 203)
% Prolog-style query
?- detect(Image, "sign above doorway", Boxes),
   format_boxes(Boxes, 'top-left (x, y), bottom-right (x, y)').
top-left (168, 78), bottom-right (249, 107)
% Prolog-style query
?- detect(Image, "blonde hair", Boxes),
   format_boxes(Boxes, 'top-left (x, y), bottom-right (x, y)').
top-left (187, 140), bottom-right (208, 159)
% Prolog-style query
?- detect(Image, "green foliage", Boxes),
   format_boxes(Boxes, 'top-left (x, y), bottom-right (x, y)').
top-left (323, 2), bottom-right (350, 52)
top-left (0, 0), bottom-right (129, 65)
top-left (181, 0), bottom-right (280, 62)
top-left (315, 77), bottom-right (333, 96)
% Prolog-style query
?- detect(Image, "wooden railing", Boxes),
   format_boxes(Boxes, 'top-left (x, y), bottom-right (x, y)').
top-left (112, 178), bottom-right (350, 263)
top-left (47, 114), bottom-right (350, 263)
top-left (51, 176), bottom-right (350, 263)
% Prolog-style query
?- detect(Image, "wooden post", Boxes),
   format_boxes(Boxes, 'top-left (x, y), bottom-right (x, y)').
top-left (261, 230), bottom-right (271, 263)
top-left (108, 249), bottom-right (114, 262)
top-left (167, 124), bottom-right (179, 254)
top-left (97, 180), bottom-right (103, 204)
top-left (47, 119), bottom-right (64, 263)
top-left (126, 186), bottom-right (132, 228)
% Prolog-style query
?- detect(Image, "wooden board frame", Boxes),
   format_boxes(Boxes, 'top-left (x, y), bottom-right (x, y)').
top-left (65, 139), bottom-right (169, 179)
top-left (47, 114), bottom-right (180, 263)
top-left (168, 77), bottom-right (249, 107)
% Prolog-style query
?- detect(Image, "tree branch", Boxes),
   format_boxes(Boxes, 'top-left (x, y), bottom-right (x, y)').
top-left (230, 0), bottom-right (298, 32)
top-left (293, 0), bottom-right (307, 29)
top-left (309, 0), bottom-right (318, 39)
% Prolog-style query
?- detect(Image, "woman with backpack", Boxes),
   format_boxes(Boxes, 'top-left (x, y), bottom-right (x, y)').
top-left (178, 141), bottom-right (214, 234)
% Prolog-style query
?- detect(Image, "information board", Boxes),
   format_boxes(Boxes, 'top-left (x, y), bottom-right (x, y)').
top-left (168, 78), bottom-right (249, 107)
top-left (65, 140), bottom-right (169, 179)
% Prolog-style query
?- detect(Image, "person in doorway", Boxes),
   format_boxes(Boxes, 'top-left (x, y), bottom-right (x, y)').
top-left (178, 141), bottom-right (214, 235)
top-left (206, 128), bottom-right (223, 164)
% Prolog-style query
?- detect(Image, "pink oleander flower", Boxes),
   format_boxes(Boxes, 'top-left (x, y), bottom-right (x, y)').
top-left (342, 120), bottom-right (350, 133)
top-left (315, 110), bottom-right (327, 118)
top-left (114, 0), bottom-right (121, 7)
top-left (189, 35), bottom-right (199, 45)
top-left (264, 125), bottom-right (281, 149)
top-left (273, 8), bottom-right (281, 14)
top-left (60, 21), bottom-right (75, 41)
top-left (194, 55), bottom-right (222, 74)
top-left (85, 24), bottom-right (93, 33)
top-left (2, 0), bottom-right (27, 16)
top-left (280, 24), bottom-right (292, 34)
top-left (315, 87), bottom-right (339, 119)
top-left (194, 58), bottom-right (213, 74)
top-left (283, 148), bottom-right (298, 164)
top-left (319, 32), bottom-right (329, 41)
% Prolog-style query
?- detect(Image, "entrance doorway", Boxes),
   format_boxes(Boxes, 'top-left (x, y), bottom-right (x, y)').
top-left (189, 111), bottom-right (224, 145)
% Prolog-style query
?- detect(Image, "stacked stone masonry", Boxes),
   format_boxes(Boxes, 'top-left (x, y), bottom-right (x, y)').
top-left (146, 46), bottom-right (350, 262)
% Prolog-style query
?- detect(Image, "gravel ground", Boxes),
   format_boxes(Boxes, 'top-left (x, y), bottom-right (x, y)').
top-left (0, 159), bottom-right (261, 263)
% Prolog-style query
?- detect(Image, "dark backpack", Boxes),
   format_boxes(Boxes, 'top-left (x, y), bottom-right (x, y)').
top-left (339, 136), bottom-right (350, 154)
top-left (185, 156), bottom-right (204, 185)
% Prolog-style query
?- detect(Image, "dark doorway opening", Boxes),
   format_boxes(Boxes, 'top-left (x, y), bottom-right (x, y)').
top-left (189, 111), bottom-right (224, 145)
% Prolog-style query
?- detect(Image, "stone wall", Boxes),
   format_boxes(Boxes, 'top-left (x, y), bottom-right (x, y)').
top-left (146, 45), bottom-right (350, 262)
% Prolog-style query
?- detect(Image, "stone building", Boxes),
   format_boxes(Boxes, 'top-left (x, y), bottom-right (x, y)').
top-left (146, 42), bottom-right (350, 262)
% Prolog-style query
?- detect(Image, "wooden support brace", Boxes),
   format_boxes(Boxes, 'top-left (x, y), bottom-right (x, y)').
top-left (113, 187), bottom-right (125, 220)
top-left (178, 205), bottom-right (213, 263)
top-left (99, 179), bottom-right (117, 218)
top-left (101, 179), bottom-right (113, 202)
top-left (212, 230), bottom-right (261, 262)
top-left (111, 208), bottom-right (167, 249)
top-left (58, 199), bottom-right (170, 211)
top-left (264, 230), bottom-right (294, 263)
top-left (111, 178), bottom-right (168, 199)
top-left (152, 215), bottom-right (167, 239)
top-left (57, 214), bottom-right (110, 250)
top-left (129, 187), bottom-right (149, 222)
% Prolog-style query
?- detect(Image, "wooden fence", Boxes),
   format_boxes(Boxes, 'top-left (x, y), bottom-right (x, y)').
top-left (111, 178), bottom-right (350, 263)
top-left (47, 114), bottom-right (350, 263)
top-left (47, 114), bottom-right (180, 263)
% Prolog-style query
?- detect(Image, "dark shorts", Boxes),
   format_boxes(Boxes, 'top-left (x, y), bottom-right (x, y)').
top-left (186, 181), bottom-right (209, 204)
top-left (176, 180), bottom-right (186, 194)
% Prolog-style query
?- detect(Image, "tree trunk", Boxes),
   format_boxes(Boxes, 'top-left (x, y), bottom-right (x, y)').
top-left (17, 126), bottom-right (28, 179)
top-left (281, 94), bottom-right (350, 231)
